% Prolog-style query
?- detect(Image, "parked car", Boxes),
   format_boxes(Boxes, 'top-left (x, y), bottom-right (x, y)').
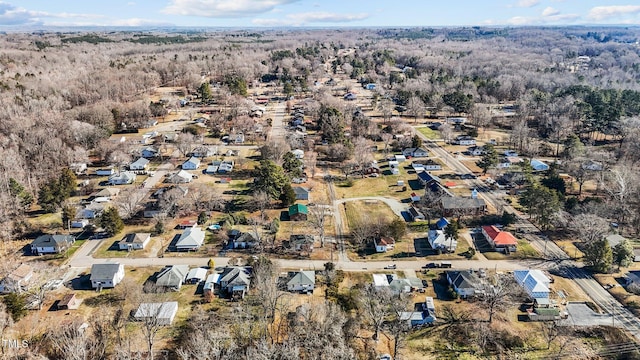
top-left (423, 262), bottom-right (437, 268)
top-left (384, 264), bottom-right (397, 269)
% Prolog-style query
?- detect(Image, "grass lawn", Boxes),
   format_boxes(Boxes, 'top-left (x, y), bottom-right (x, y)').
top-left (555, 239), bottom-right (584, 260)
top-left (344, 200), bottom-right (396, 229)
top-left (333, 173), bottom-right (409, 199)
top-left (482, 240), bottom-right (539, 260)
top-left (416, 126), bottom-right (440, 140)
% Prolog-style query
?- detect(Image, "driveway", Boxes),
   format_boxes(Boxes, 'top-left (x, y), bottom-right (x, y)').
top-left (563, 302), bottom-right (613, 327)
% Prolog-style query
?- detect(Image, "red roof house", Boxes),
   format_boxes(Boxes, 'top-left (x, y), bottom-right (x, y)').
top-left (375, 236), bottom-right (395, 253)
top-left (481, 225), bottom-right (517, 253)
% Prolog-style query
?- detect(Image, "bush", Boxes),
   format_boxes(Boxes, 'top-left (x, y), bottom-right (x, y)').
top-left (3, 293), bottom-right (27, 321)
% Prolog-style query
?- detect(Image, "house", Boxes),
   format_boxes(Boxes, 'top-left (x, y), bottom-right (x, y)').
top-left (497, 156), bottom-right (523, 169)
top-left (389, 279), bottom-right (413, 294)
top-left (203, 273), bottom-right (218, 301)
top-left (218, 161), bottom-right (233, 173)
top-left (582, 160), bottom-right (604, 171)
top-left (530, 159), bottom-right (549, 172)
top-left (289, 204), bottom-right (308, 221)
top-left (134, 302), bottom-right (179, 326)
top-left (375, 237), bottom-right (395, 253)
top-left (403, 148), bottom-right (429, 158)
top-left (365, 83), bottom-right (377, 90)
top-left (454, 136), bottom-right (476, 146)
top-left (373, 273), bottom-right (394, 287)
top-left (287, 270), bottom-right (316, 293)
top-left (57, 293), bottom-right (81, 310)
top-left (163, 133), bottom-right (179, 142)
top-left (118, 233), bottom-right (151, 250)
top-left (414, 160), bottom-right (442, 171)
top-left (504, 150), bottom-right (518, 157)
top-left (418, 172), bottom-right (441, 187)
top-left (156, 265), bottom-right (189, 291)
top-left (70, 219), bottom-right (89, 228)
top-left (513, 270), bottom-right (551, 299)
top-left (70, 163), bottom-right (87, 175)
top-left (447, 117), bottom-right (467, 125)
top-left (141, 147), bottom-right (158, 158)
top-left (205, 164), bottom-right (219, 174)
top-left (91, 187), bottom-right (120, 202)
top-left (235, 232), bottom-right (258, 249)
top-left (344, 93), bottom-right (357, 101)
top-left (428, 229), bottom-right (457, 252)
top-left (90, 263), bottom-right (125, 289)
top-left (606, 234), bottom-right (627, 248)
top-left (293, 187), bottom-right (310, 201)
top-left (399, 306), bottom-right (436, 327)
top-left (186, 267), bottom-right (208, 284)
top-left (80, 203), bottom-right (105, 219)
top-left (364, 161), bottom-right (381, 174)
top-left (217, 267), bottom-right (251, 299)
top-left (394, 154), bottom-right (407, 163)
top-left (108, 172), bottom-right (136, 185)
top-left (436, 217), bottom-right (450, 230)
top-left (410, 192), bottom-right (421, 202)
top-left (286, 234), bottom-right (315, 252)
top-left (232, 133), bottom-right (245, 144)
top-left (96, 168), bottom-right (116, 176)
top-left (291, 149), bottom-right (304, 159)
top-left (482, 225), bottom-right (518, 253)
top-left (177, 220), bottom-right (197, 229)
top-left (130, 157), bottom-right (150, 171)
top-left (446, 270), bottom-right (484, 298)
top-left (31, 234), bottom-right (75, 255)
top-left (408, 207), bottom-right (425, 221)
top-left (182, 157), bottom-right (201, 170)
top-left (167, 170), bottom-right (193, 184)
top-left (175, 226), bottom-right (205, 251)
top-left (191, 146), bottom-right (218, 158)
top-left (441, 197), bottom-right (487, 217)
top-left (467, 146), bottom-right (485, 156)
top-left (0, 264), bottom-right (33, 293)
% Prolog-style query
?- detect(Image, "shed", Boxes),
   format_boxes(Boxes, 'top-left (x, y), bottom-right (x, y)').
top-left (57, 293), bottom-right (81, 310)
top-left (288, 204), bottom-right (308, 221)
top-left (134, 302), bottom-right (179, 326)
top-left (293, 187), bottom-right (310, 201)
top-left (186, 267), bottom-right (208, 284)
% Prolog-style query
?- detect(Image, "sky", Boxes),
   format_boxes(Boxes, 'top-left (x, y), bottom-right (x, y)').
top-left (1, 0), bottom-right (640, 28)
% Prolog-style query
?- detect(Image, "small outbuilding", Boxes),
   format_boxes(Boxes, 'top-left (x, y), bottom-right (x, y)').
top-left (134, 302), bottom-right (179, 326)
top-left (57, 293), bottom-right (81, 310)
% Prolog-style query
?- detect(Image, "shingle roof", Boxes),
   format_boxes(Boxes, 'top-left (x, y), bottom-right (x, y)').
top-left (90, 263), bottom-right (122, 281)
top-left (156, 265), bottom-right (189, 287)
top-left (287, 271), bottom-right (315, 286)
top-left (31, 234), bottom-right (75, 248)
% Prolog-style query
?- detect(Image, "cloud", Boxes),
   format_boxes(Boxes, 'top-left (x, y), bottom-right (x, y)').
top-left (252, 11), bottom-right (369, 26)
top-left (506, 16), bottom-right (532, 25)
top-left (542, 7), bottom-right (560, 17)
top-left (112, 18), bottom-right (174, 26)
top-left (127, 2), bottom-right (136, 6)
top-left (162, 0), bottom-right (300, 18)
top-left (587, 5), bottom-right (640, 21)
top-left (0, 2), bottom-right (42, 25)
top-left (516, 0), bottom-right (540, 8)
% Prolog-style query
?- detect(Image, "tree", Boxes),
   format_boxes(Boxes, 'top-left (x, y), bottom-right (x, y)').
top-left (114, 188), bottom-right (146, 219)
top-left (388, 218), bottom-right (407, 243)
top-left (519, 184), bottom-right (561, 230)
top-left (2, 293), bottom-right (26, 322)
top-left (208, 258), bottom-right (215, 269)
top-left (279, 184), bottom-right (296, 207)
top-left (443, 91), bottom-right (473, 113)
top-left (100, 207), bottom-right (124, 237)
top-left (476, 143), bottom-right (498, 174)
top-left (570, 214), bottom-right (609, 244)
top-left (444, 221), bottom-right (459, 253)
top-left (411, 135), bottom-right (423, 149)
top-left (384, 293), bottom-right (412, 359)
top-left (197, 211), bottom-right (208, 225)
top-left (406, 95), bottom-right (425, 123)
top-left (482, 275), bottom-right (514, 323)
top-left (247, 190), bottom-right (272, 221)
top-left (175, 132), bottom-right (197, 158)
top-left (318, 106), bottom-right (345, 144)
top-left (252, 160), bottom-right (290, 201)
top-left (584, 239), bottom-right (613, 273)
top-left (359, 284), bottom-right (393, 341)
top-left (309, 203), bottom-right (330, 248)
top-left (613, 239), bottom-right (634, 270)
top-left (282, 152), bottom-right (303, 179)
top-left (198, 82), bottom-right (212, 103)
top-left (61, 203), bottom-right (77, 231)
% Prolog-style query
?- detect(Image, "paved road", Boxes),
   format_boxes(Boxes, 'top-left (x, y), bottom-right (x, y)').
top-left (269, 101), bottom-right (286, 142)
top-left (414, 125), bottom-right (640, 338)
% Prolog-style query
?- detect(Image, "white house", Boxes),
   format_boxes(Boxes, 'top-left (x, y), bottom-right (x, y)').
top-left (130, 157), bottom-right (150, 171)
top-left (454, 136), bottom-right (476, 146)
top-left (175, 226), bottom-right (205, 251)
top-left (168, 170), bottom-right (193, 184)
top-left (218, 161), bottom-right (234, 173)
top-left (80, 203), bottom-right (104, 219)
top-left (286, 270), bottom-right (315, 293)
top-left (70, 163), bottom-right (87, 175)
top-left (90, 263), bottom-right (125, 289)
top-left (467, 146), bottom-right (485, 156)
top-left (134, 302), bottom-right (178, 326)
top-left (96, 168), bottom-right (116, 176)
top-left (108, 172), bottom-right (136, 185)
top-left (0, 264), bottom-right (33, 293)
top-left (428, 229), bottom-right (457, 252)
top-left (375, 237), bottom-right (395, 253)
top-left (31, 235), bottom-right (75, 255)
top-left (403, 148), bottom-right (429, 158)
top-left (186, 267), bottom-right (208, 284)
top-left (233, 133), bottom-right (245, 144)
top-left (182, 157), bottom-right (201, 170)
top-left (394, 154), bottom-right (407, 163)
top-left (118, 233), bottom-right (151, 250)
top-left (291, 149), bottom-right (304, 159)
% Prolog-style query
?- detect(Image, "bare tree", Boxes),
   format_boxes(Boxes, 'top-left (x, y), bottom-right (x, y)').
top-left (570, 213), bottom-right (609, 244)
top-left (378, 98), bottom-right (394, 123)
top-left (247, 190), bottom-right (272, 221)
top-left (439, 123), bottom-right (453, 144)
top-left (406, 96), bottom-right (425, 123)
top-left (308, 203), bottom-right (330, 248)
top-left (384, 293), bottom-right (412, 359)
top-left (114, 188), bottom-right (147, 219)
top-left (260, 139), bottom-right (290, 165)
top-left (359, 284), bottom-right (394, 341)
top-left (482, 274), bottom-right (515, 323)
top-left (352, 137), bottom-right (374, 178)
top-left (175, 132), bottom-right (197, 158)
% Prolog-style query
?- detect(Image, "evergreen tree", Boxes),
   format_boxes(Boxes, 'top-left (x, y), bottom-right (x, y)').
top-left (3, 293), bottom-right (27, 321)
top-left (197, 211), bottom-right (209, 225)
top-left (279, 184), bottom-right (296, 207)
top-left (252, 160), bottom-right (289, 200)
top-left (198, 82), bottom-right (212, 102)
top-left (100, 207), bottom-right (124, 237)
top-left (282, 152), bottom-right (303, 179)
top-left (613, 239), bottom-right (634, 270)
top-left (444, 221), bottom-right (460, 253)
top-left (476, 144), bottom-right (498, 174)
top-left (583, 239), bottom-right (613, 273)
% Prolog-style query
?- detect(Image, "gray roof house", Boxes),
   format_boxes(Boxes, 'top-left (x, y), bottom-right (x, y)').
top-left (293, 187), bottom-right (310, 201)
top-left (156, 265), bottom-right (189, 291)
top-left (218, 267), bottom-right (251, 299)
top-left (446, 270), bottom-right (484, 298)
top-left (31, 234), bottom-right (75, 255)
top-left (130, 157), bottom-right (150, 171)
top-left (186, 267), bottom-right (208, 284)
top-left (90, 263), bottom-right (125, 289)
top-left (118, 233), bottom-right (151, 250)
top-left (287, 270), bottom-right (315, 293)
top-left (134, 301), bottom-right (179, 326)
top-left (108, 171), bottom-right (137, 185)
top-left (606, 234), bottom-right (626, 248)
top-left (175, 226), bottom-right (205, 251)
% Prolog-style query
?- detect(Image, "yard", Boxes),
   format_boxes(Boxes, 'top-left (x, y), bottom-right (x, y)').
top-left (481, 240), bottom-right (539, 260)
top-left (416, 126), bottom-right (440, 140)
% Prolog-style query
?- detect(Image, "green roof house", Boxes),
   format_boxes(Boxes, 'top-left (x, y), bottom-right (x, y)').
top-left (288, 204), bottom-right (308, 221)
